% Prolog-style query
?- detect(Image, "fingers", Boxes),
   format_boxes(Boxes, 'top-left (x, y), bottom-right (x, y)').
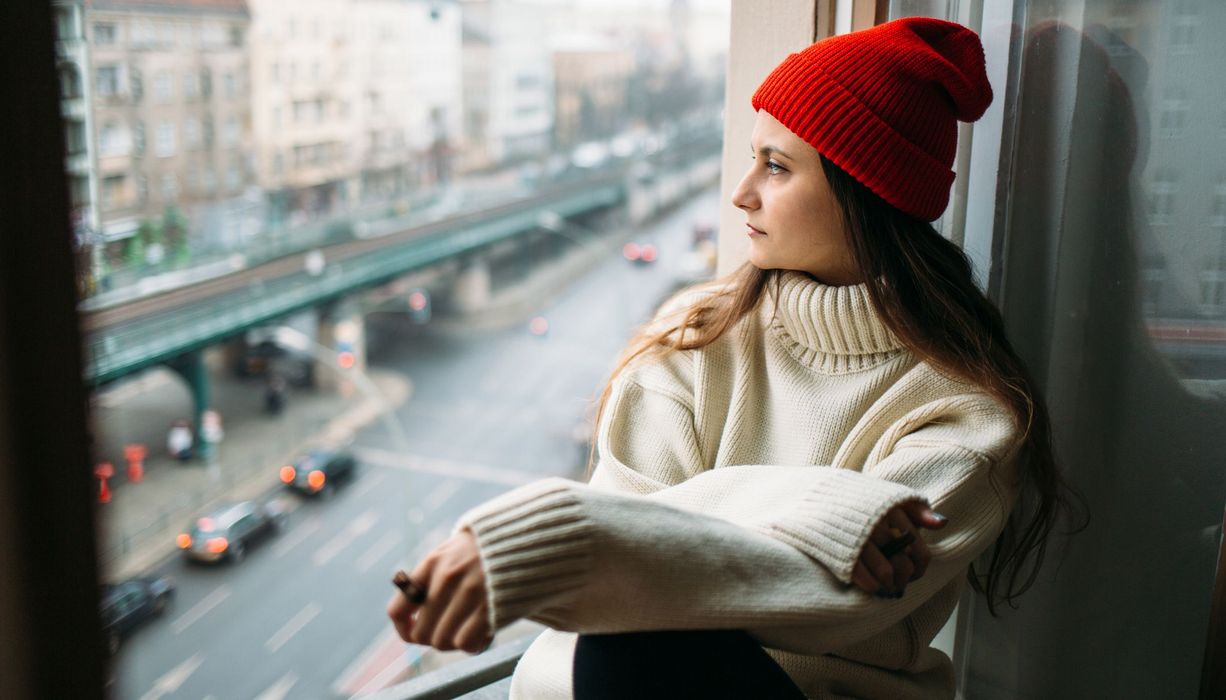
top-left (900, 500), bottom-right (948, 530)
top-left (860, 535), bottom-right (895, 594)
top-left (386, 590), bottom-right (416, 643)
top-left (885, 510), bottom-right (916, 592)
top-left (430, 579), bottom-right (486, 651)
top-left (454, 604), bottom-right (493, 654)
top-left (852, 560), bottom-right (882, 594)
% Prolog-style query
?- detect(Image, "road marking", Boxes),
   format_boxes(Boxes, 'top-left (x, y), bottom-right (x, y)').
top-left (271, 517), bottom-right (322, 558)
top-left (265, 601), bottom-right (321, 653)
top-left (423, 478), bottom-right (462, 512)
top-left (313, 509), bottom-right (377, 566)
top-left (138, 652), bottom-right (203, 700)
top-left (354, 446), bottom-right (539, 487)
top-left (331, 629), bottom-right (420, 697)
top-left (253, 671), bottom-right (298, 700)
top-left (357, 530), bottom-right (402, 573)
top-left (351, 469), bottom-right (388, 500)
top-left (170, 585), bottom-right (231, 635)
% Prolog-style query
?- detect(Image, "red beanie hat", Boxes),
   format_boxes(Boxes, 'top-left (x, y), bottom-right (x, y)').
top-left (751, 17), bottom-right (993, 221)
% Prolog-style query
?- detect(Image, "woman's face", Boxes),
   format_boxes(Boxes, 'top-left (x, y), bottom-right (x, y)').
top-left (731, 110), bottom-right (860, 286)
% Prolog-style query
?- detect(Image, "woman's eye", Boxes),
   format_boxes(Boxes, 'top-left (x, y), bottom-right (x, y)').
top-left (766, 160), bottom-right (785, 175)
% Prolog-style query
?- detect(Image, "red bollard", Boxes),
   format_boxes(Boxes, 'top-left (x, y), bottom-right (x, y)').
top-left (94, 461), bottom-right (114, 504)
top-left (124, 443), bottom-right (147, 483)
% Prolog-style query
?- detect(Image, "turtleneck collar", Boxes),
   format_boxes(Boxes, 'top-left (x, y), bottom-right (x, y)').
top-left (764, 270), bottom-right (906, 373)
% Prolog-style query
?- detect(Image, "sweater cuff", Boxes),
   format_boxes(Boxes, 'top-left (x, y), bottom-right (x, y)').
top-left (456, 478), bottom-right (594, 630)
top-left (768, 469), bottom-right (923, 585)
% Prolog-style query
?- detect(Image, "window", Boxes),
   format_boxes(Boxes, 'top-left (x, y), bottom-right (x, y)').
top-left (159, 173), bottom-right (178, 200)
top-left (94, 23), bottom-right (116, 45)
top-left (98, 122), bottom-right (130, 157)
top-left (133, 121), bottom-right (145, 156)
top-left (224, 72), bottom-right (238, 98)
top-left (101, 174), bottom-right (125, 208)
top-left (59, 63), bottom-right (82, 99)
top-left (64, 119), bottom-right (87, 156)
top-left (155, 122), bottom-right (176, 157)
top-left (96, 65), bottom-right (120, 97)
top-left (1147, 168), bottom-right (1179, 225)
top-left (1198, 268), bottom-right (1226, 316)
top-left (183, 71), bottom-right (200, 99)
top-left (223, 116), bottom-right (239, 147)
top-left (201, 68), bottom-right (212, 98)
top-left (1212, 177), bottom-right (1226, 227)
top-left (1158, 87), bottom-right (1190, 139)
top-left (130, 68), bottom-right (143, 101)
top-left (154, 72), bottom-right (173, 102)
top-left (184, 118), bottom-right (201, 149)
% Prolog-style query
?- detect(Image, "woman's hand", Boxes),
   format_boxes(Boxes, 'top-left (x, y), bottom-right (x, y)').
top-left (386, 528), bottom-right (493, 654)
top-left (851, 501), bottom-right (948, 598)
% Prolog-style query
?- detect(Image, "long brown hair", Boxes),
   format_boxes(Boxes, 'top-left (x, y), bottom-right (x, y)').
top-left (590, 154), bottom-right (1084, 614)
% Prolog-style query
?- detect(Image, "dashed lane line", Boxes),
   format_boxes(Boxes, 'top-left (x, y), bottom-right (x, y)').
top-left (357, 530), bottom-right (401, 573)
top-left (265, 601), bottom-right (321, 653)
top-left (312, 509), bottom-right (377, 567)
top-left (253, 671), bottom-right (298, 700)
top-left (170, 585), bottom-right (231, 635)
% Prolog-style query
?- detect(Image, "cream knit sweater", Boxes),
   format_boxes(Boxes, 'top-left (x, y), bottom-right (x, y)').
top-left (456, 270), bottom-right (1021, 699)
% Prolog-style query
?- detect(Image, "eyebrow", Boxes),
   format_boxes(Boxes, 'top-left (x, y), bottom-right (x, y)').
top-left (750, 143), bottom-right (794, 161)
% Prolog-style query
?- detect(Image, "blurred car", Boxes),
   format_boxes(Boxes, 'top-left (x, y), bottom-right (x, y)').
top-left (176, 500), bottom-right (287, 564)
top-left (279, 448), bottom-right (357, 497)
top-left (236, 339), bottom-right (316, 388)
top-left (99, 575), bottom-right (175, 655)
top-left (623, 241), bottom-right (658, 265)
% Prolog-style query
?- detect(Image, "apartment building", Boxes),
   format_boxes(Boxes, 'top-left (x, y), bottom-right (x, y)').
top-left (85, 0), bottom-right (254, 251)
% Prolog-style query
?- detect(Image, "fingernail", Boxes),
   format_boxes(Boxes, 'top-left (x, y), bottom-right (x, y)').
top-left (932, 512), bottom-right (949, 524)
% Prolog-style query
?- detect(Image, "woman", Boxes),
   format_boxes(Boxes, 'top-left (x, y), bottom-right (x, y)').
top-left (388, 17), bottom-right (1077, 699)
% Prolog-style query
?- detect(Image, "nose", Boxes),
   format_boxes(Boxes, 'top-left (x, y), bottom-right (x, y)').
top-left (731, 166), bottom-right (758, 211)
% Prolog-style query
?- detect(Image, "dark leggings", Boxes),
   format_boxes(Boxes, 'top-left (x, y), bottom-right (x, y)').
top-left (572, 629), bottom-right (807, 699)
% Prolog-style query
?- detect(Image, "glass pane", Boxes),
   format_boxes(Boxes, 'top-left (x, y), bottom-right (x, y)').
top-left (60, 0), bottom-right (728, 695)
top-left (962, 1), bottom-right (1226, 697)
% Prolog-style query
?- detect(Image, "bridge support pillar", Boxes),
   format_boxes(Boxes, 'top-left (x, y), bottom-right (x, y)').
top-left (317, 299), bottom-right (366, 394)
top-left (452, 258), bottom-right (491, 313)
top-left (166, 349), bottom-right (212, 461)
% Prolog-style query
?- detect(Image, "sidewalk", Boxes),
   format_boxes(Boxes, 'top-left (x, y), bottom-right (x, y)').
top-left (91, 360), bottom-right (411, 581)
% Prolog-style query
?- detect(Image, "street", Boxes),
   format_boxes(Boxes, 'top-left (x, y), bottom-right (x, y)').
top-left (108, 187), bottom-right (720, 699)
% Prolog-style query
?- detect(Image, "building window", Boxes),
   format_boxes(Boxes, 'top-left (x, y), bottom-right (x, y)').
top-left (96, 65), bottom-right (120, 97)
top-left (1211, 177), bottom-right (1226, 227)
top-left (59, 63), bottom-right (82, 99)
top-left (229, 25), bottom-right (243, 47)
top-left (160, 173), bottom-right (178, 201)
top-left (201, 68), bottom-right (212, 98)
top-left (226, 165), bottom-right (241, 191)
top-left (1198, 269), bottom-right (1226, 317)
top-left (130, 68), bottom-right (143, 102)
top-left (184, 118), bottom-right (201, 149)
top-left (101, 174), bottom-right (125, 208)
top-left (1171, 3), bottom-right (1197, 54)
top-left (64, 119), bottom-right (87, 157)
top-left (155, 122), bottom-right (176, 157)
top-left (1141, 267), bottom-right (1165, 315)
top-left (98, 122), bottom-right (130, 157)
top-left (1158, 87), bottom-right (1190, 139)
top-left (183, 71), bottom-right (200, 99)
top-left (154, 72), bottom-right (173, 102)
top-left (224, 72), bottom-right (237, 98)
top-left (223, 116), bottom-right (239, 147)
top-left (1147, 168), bottom-right (1179, 225)
top-left (94, 23), bottom-right (116, 45)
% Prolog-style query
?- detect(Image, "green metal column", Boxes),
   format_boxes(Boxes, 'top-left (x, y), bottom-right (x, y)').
top-left (167, 349), bottom-right (211, 461)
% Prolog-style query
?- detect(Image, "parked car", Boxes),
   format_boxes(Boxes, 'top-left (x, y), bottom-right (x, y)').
top-left (279, 448), bottom-right (357, 497)
top-left (623, 241), bottom-right (658, 265)
top-left (236, 339), bottom-right (315, 388)
top-left (176, 500), bottom-right (287, 564)
top-left (99, 575), bottom-right (175, 655)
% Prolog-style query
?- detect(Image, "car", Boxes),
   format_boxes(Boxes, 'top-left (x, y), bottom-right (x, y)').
top-left (99, 575), bottom-right (175, 655)
top-left (279, 448), bottom-right (357, 497)
top-left (623, 241), bottom-right (658, 265)
top-left (235, 339), bottom-right (316, 388)
top-left (176, 500), bottom-right (287, 564)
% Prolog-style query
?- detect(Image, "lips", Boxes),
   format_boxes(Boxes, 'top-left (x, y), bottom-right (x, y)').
top-left (746, 223), bottom-right (766, 236)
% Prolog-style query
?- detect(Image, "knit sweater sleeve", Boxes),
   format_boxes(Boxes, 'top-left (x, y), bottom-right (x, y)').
top-left (455, 375), bottom-right (1020, 652)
